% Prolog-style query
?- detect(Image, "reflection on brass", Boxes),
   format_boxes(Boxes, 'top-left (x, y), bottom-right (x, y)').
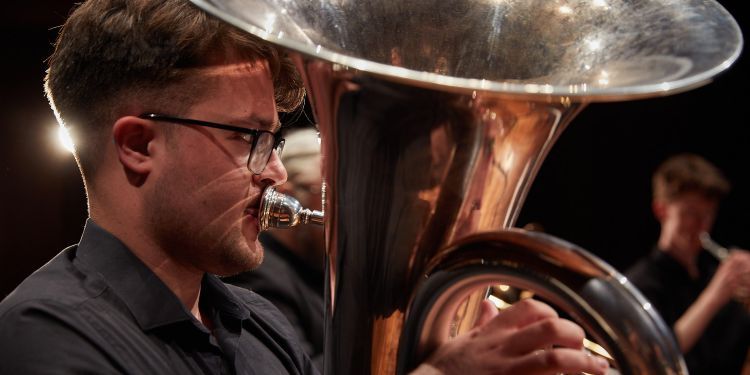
top-left (192, 0), bottom-right (742, 374)
top-left (259, 186), bottom-right (324, 231)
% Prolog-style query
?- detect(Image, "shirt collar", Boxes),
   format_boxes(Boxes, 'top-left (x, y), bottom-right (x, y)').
top-left (202, 271), bottom-right (248, 320)
top-left (651, 245), bottom-right (718, 282)
top-left (75, 219), bottom-right (248, 330)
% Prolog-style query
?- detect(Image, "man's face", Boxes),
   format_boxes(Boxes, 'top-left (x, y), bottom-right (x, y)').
top-left (658, 191), bottom-right (718, 254)
top-left (145, 60), bottom-right (287, 276)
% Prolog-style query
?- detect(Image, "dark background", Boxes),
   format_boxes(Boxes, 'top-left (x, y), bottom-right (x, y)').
top-left (1, 1), bottom-right (747, 298)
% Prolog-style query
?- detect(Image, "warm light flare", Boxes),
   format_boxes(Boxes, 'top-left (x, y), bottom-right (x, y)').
top-left (57, 125), bottom-right (75, 154)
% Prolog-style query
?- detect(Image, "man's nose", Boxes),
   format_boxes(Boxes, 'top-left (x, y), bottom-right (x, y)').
top-left (256, 151), bottom-right (288, 187)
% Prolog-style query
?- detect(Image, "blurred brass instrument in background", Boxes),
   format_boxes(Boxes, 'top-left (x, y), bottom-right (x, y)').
top-left (700, 232), bottom-right (730, 261)
top-left (193, 0), bottom-right (743, 373)
top-left (700, 232), bottom-right (750, 310)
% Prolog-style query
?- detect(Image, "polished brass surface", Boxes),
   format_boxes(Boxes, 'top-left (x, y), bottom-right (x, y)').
top-left (402, 231), bottom-right (681, 374)
top-left (259, 186), bottom-right (324, 231)
top-left (193, 0), bottom-right (743, 373)
top-left (191, 0), bottom-right (741, 99)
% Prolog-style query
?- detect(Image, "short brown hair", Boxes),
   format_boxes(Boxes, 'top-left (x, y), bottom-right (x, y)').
top-left (652, 153), bottom-right (731, 202)
top-left (44, 0), bottom-right (304, 182)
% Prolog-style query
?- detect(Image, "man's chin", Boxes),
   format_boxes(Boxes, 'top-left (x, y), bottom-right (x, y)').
top-left (214, 259), bottom-right (263, 277)
top-left (211, 239), bottom-right (264, 277)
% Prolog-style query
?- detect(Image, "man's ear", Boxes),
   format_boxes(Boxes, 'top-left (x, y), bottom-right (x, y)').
top-left (652, 199), bottom-right (666, 222)
top-left (112, 116), bottom-right (157, 180)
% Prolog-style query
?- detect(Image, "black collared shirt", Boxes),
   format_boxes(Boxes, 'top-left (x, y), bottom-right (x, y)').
top-left (0, 220), bottom-right (317, 375)
top-left (224, 233), bottom-right (325, 370)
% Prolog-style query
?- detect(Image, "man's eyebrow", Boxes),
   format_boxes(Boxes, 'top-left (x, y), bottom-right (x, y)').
top-left (269, 120), bottom-right (282, 132)
top-left (236, 115), bottom-right (281, 132)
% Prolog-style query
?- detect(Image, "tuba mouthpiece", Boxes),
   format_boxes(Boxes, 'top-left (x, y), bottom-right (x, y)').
top-left (259, 186), bottom-right (324, 231)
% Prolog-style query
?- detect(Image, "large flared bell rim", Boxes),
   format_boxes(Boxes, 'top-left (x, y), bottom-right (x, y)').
top-left (190, 0), bottom-right (743, 101)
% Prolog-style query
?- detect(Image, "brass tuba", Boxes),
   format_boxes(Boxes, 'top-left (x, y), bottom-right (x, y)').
top-left (190, 0), bottom-right (743, 373)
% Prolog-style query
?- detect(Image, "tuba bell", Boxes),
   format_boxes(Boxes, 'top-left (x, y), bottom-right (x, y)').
top-left (190, 0), bottom-right (743, 373)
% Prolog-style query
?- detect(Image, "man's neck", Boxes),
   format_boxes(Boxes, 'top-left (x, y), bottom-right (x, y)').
top-left (91, 211), bottom-right (206, 322)
top-left (658, 237), bottom-right (701, 279)
top-left (145, 257), bottom-right (205, 316)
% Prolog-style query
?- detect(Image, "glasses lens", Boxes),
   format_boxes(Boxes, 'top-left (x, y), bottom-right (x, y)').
top-left (248, 132), bottom-right (276, 173)
top-left (275, 139), bottom-right (285, 159)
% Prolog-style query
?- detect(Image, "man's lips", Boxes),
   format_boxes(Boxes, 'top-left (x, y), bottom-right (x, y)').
top-left (245, 207), bottom-right (259, 218)
top-left (244, 195), bottom-right (261, 218)
top-left (244, 203), bottom-right (261, 233)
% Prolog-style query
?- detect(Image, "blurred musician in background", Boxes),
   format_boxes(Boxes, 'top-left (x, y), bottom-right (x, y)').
top-left (627, 153), bottom-right (750, 374)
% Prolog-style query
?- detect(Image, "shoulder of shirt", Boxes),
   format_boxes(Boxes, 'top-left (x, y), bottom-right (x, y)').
top-left (625, 251), bottom-right (679, 292)
top-left (0, 245), bottom-right (107, 319)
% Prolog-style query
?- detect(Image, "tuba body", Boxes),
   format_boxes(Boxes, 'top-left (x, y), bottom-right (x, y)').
top-left (191, 0), bottom-right (743, 373)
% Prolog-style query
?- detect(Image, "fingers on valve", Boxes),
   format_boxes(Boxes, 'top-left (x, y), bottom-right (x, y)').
top-left (512, 347), bottom-right (610, 375)
top-left (507, 318), bottom-right (585, 355)
top-left (473, 300), bottom-right (500, 328)
top-left (486, 299), bottom-right (559, 331)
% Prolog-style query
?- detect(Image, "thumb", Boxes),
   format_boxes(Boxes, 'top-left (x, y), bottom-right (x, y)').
top-left (473, 299), bottom-right (500, 328)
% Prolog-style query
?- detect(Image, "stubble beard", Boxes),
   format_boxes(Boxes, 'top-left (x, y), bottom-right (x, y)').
top-left (145, 175), bottom-right (264, 277)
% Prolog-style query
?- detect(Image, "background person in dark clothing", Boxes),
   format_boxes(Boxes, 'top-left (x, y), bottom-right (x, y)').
top-left (225, 127), bottom-right (326, 370)
top-left (627, 153), bottom-right (750, 374)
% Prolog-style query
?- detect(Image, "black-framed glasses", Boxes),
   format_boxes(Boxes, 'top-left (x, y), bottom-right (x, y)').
top-left (139, 113), bottom-right (285, 174)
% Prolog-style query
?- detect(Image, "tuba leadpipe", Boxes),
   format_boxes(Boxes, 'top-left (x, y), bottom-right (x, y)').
top-left (193, 0), bottom-right (743, 373)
